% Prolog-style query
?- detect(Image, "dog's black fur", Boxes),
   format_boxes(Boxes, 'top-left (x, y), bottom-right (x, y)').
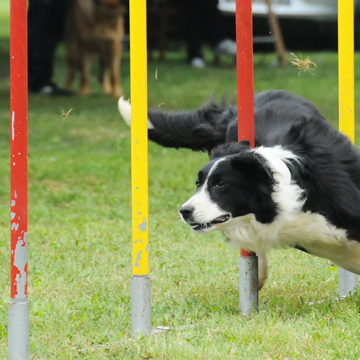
top-left (119, 89), bottom-right (360, 284)
top-left (147, 90), bottom-right (360, 243)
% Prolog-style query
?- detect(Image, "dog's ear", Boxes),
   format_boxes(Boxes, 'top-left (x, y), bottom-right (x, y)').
top-left (210, 141), bottom-right (251, 160)
top-left (230, 154), bottom-right (269, 178)
top-left (231, 154), bottom-right (276, 223)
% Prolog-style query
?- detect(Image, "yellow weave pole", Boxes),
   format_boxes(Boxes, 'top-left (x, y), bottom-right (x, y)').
top-left (130, 0), bottom-right (151, 336)
top-left (338, 0), bottom-right (358, 296)
top-left (339, 0), bottom-right (355, 142)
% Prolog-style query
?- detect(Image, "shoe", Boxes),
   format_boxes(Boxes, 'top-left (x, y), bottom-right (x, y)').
top-left (29, 82), bottom-right (73, 96)
top-left (190, 57), bottom-right (205, 68)
top-left (214, 39), bottom-right (237, 56)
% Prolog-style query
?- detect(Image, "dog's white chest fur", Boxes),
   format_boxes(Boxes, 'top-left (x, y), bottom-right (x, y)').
top-left (223, 211), bottom-right (360, 274)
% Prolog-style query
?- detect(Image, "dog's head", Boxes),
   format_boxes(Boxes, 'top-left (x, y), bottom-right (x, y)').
top-left (179, 150), bottom-right (278, 233)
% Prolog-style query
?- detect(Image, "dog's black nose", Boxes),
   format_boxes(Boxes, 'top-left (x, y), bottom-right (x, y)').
top-left (180, 205), bottom-right (194, 220)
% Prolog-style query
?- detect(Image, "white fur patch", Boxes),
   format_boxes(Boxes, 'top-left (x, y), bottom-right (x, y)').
top-left (254, 146), bottom-right (305, 213)
top-left (118, 97), bottom-right (154, 129)
top-left (222, 208), bottom-right (360, 275)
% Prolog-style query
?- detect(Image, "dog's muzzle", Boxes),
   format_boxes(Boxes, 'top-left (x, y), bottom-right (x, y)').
top-left (180, 204), bottom-right (231, 231)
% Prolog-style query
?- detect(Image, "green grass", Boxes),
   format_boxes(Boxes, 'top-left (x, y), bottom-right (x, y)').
top-left (2, 5), bottom-right (360, 359)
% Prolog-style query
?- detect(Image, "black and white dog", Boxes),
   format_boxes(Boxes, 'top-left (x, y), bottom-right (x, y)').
top-left (119, 90), bottom-right (360, 289)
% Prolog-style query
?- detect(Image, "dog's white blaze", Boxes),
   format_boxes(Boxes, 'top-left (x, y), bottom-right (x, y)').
top-left (118, 97), bottom-right (154, 129)
top-left (254, 146), bottom-right (305, 213)
top-left (181, 158), bottom-right (229, 228)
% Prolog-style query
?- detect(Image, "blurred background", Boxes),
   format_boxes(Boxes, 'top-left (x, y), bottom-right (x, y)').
top-left (138, 0), bottom-right (360, 56)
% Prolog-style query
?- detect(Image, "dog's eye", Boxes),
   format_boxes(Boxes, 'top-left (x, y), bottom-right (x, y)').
top-left (195, 179), bottom-right (200, 187)
top-left (214, 181), bottom-right (225, 188)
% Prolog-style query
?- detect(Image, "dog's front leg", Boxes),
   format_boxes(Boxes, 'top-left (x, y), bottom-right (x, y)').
top-left (110, 17), bottom-right (124, 98)
top-left (101, 53), bottom-right (113, 96)
top-left (80, 51), bottom-right (92, 96)
top-left (110, 45), bottom-right (123, 98)
top-left (258, 254), bottom-right (268, 290)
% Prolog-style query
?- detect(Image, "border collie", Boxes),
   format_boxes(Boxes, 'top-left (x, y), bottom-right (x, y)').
top-left (119, 90), bottom-right (360, 289)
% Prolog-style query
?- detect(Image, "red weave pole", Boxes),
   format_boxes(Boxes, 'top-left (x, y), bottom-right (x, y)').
top-left (10, 0), bottom-right (28, 301)
top-left (8, 1), bottom-right (30, 357)
top-left (236, 0), bottom-right (255, 258)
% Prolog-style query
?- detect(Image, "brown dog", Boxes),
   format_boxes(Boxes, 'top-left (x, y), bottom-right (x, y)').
top-left (64, 0), bottom-right (125, 97)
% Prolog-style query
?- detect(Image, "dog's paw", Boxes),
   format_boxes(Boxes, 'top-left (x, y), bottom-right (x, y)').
top-left (118, 96), bottom-right (132, 127)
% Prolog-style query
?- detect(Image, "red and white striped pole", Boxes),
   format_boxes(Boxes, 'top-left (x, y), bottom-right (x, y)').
top-left (9, 0), bottom-right (29, 358)
top-left (236, 0), bottom-right (259, 314)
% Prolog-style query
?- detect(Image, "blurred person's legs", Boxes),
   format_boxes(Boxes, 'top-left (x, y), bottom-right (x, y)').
top-left (184, 0), bottom-right (236, 68)
top-left (28, 0), bottom-right (72, 95)
top-left (185, 0), bottom-right (204, 67)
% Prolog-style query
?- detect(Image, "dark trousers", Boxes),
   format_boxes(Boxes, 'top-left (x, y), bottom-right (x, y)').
top-left (184, 0), bottom-right (225, 60)
top-left (28, 0), bottom-right (71, 90)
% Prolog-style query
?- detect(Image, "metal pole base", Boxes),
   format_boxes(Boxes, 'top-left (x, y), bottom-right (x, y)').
top-left (339, 267), bottom-right (357, 298)
top-left (8, 301), bottom-right (29, 360)
top-left (239, 255), bottom-right (259, 314)
top-left (131, 275), bottom-right (151, 337)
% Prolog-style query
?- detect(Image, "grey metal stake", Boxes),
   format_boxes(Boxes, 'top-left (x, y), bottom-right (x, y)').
top-left (8, 301), bottom-right (29, 360)
top-left (339, 267), bottom-right (357, 298)
top-left (239, 254), bottom-right (259, 314)
top-left (131, 275), bottom-right (151, 337)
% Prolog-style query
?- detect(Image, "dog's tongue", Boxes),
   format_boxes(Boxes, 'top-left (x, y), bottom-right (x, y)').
top-left (213, 214), bottom-right (230, 224)
top-left (217, 215), bottom-right (228, 221)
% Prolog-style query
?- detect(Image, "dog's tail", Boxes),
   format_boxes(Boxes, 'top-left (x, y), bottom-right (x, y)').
top-left (118, 97), bottom-right (237, 152)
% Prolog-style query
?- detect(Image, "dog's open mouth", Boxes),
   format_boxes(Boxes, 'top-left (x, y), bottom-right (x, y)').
top-left (190, 214), bottom-right (231, 231)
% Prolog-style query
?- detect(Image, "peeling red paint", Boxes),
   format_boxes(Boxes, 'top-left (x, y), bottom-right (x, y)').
top-left (10, 0), bottom-right (28, 300)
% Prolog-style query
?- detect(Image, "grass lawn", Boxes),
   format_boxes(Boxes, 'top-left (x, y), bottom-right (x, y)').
top-left (2, 6), bottom-right (360, 360)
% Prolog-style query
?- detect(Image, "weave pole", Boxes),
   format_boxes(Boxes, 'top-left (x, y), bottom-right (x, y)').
top-left (129, 0), bottom-right (151, 336)
top-left (9, 0), bottom-right (29, 358)
top-left (338, 0), bottom-right (358, 297)
top-left (236, 0), bottom-right (259, 314)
